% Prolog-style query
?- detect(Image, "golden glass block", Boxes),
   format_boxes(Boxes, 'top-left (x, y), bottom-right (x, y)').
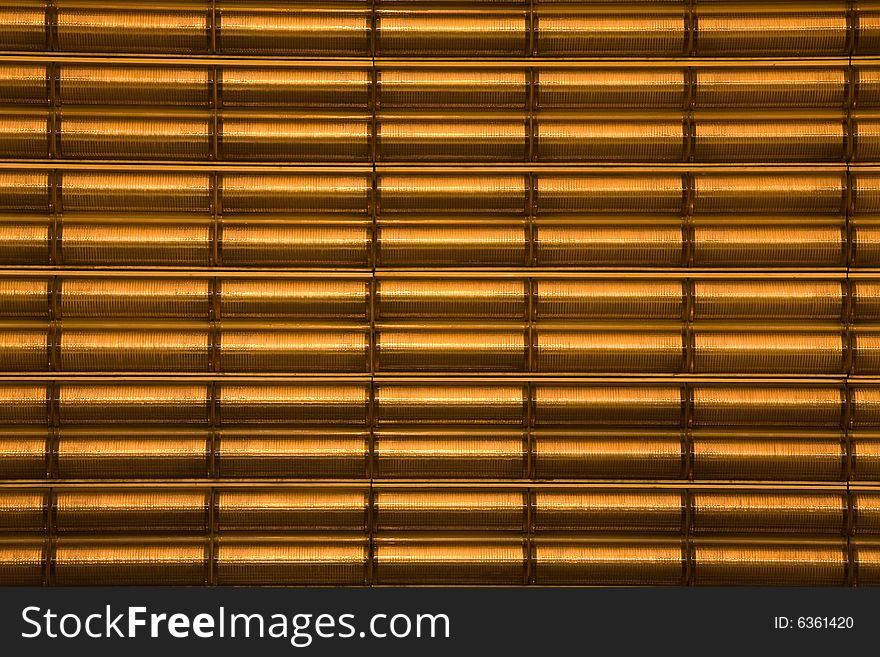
top-left (852, 218), bottom-right (880, 268)
top-left (217, 383), bottom-right (369, 425)
top-left (0, 539), bottom-right (45, 585)
top-left (54, 489), bottom-right (208, 533)
top-left (379, 174), bottom-right (527, 214)
top-left (534, 539), bottom-right (683, 586)
top-left (0, 2), bottom-right (46, 51)
top-left (376, 327), bottom-right (527, 372)
top-left (855, 114), bottom-right (880, 163)
top-left (536, 69), bottom-right (686, 109)
top-left (532, 430), bottom-right (683, 480)
top-left (215, 535), bottom-right (367, 586)
top-left (693, 280), bottom-right (844, 320)
top-left (691, 431), bottom-right (846, 481)
top-left (60, 217), bottom-right (213, 267)
top-left (0, 323), bottom-right (49, 371)
top-left (57, 428), bottom-right (210, 479)
top-left (373, 535), bottom-right (525, 585)
top-left (375, 489), bottom-right (525, 531)
top-left (534, 326), bottom-right (685, 374)
top-left (853, 492), bottom-right (880, 534)
top-left (858, 3), bottom-right (880, 55)
top-left (694, 68), bottom-right (847, 109)
top-left (58, 383), bottom-right (208, 424)
top-left (534, 219), bottom-right (685, 268)
top-left (853, 281), bottom-right (880, 321)
top-left (61, 171), bottom-right (211, 213)
top-left (692, 172), bottom-right (845, 214)
top-left (218, 325), bottom-right (370, 373)
top-left (693, 114), bottom-right (846, 163)
top-left (378, 117), bottom-right (527, 162)
top-left (535, 9), bottom-right (686, 56)
top-left (216, 488), bottom-right (368, 532)
top-left (536, 174), bottom-right (683, 214)
top-left (54, 538), bottom-right (208, 585)
top-left (0, 427), bottom-right (47, 479)
top-left (377, 279), bottom-right (526, 320)
top-left (58, 112), bottom-right (212, 160)
top-left (695, 6), bottom-right (848, 56)
top-left (534, 490), bottom-right (682, 532)
top-left (692, 327), bottom-right (845, 374)
top-left (374, 429), bottom-right (525, 479)
top-left (221, 68), bottom-right (371, 108)
top-left (0, 382), bottom-right (46, 424)
top-left (219, 221), bottom-right (372, 268)
top-left (218, 6), bottom-right (371, 56)
top-left (379, 69), bottom-right (527, 110)
top-left (691, 218), bottom-right (846, 268)
top-left (0, 63), bottom-right (47, 105)
top-left (853, 328), bottom-right (880, 374)
top-left (0, 277), bottom-right (49, 319)
top-left (221, 114), bottom-right (371, 162)
top-left (853, 541), bottom-right (880, 585)
top-left (859, 67), bottom-right (880, 108)
top-left (533, 385), bottom-right (683, 426)
top-left (375, 384), bottom-right (525, 425)
top-left (220, 279), bottom-right (369, 320)
top-left (58, 324), bottom-right (211, 372)
top-left (0, 110), bottom-right (48, 158)
top-left (0, 170), bottom-right (48, 211)
top-left (59, 65), bottom-right (210, 106)
top-left (377, 12), bottom-right (528, 56)
top-left (55, 1), bottom-right (209, 54)
top-left (691, 385), bottom-right (843, 427)
top-left (691, 491), bottom-right (846, 534)
top-left (852, 386), bottom-right (880, 427)
top-left (222, 173), bottom-right (370, 215)
top-left (0, 215), bottom-right (49, 265)
top-left (535, 279), bottom-right (684, 320)
top-left (60, 277), bottom-right (210, 319)
top-left (536, 116), bottom-right (685, 162)
top-left (0, 489), bottom-right (46, 532)
top-left (217, 429), bottom-right (369, 478)
top-left (692, 541), bottom-right (847, 586)
top-left (852, 432), bottom-right (880, 480)
top-left (377, 222), bottom-right (528, 268)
